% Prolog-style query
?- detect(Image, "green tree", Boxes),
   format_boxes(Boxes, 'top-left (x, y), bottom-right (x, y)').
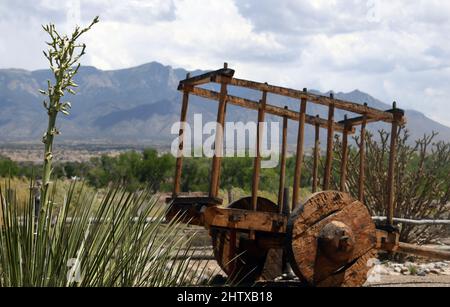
top-left (0, 156), bottom-right (19, 177)
top-left (139, 149), bottom-right (174, 192)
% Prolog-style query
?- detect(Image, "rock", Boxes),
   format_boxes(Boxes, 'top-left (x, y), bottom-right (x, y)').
top-left (394, 267), bottom-right (402, 273)
top-left (429, 269), bottom-right (441, 275)
top-left (416, 270), bottom-right (427, 277)
top-left (401, 269), bottom-right (411, 276)
top-left (435, 262), bottom-right (448, 269)
top-left (371, 265), bottom-right (390, 276)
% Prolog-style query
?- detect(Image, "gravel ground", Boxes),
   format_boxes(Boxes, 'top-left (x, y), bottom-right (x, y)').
top-left (188, 260), bottom-right (450, 288)
top-left (366, 275), bottom-right (450, 287)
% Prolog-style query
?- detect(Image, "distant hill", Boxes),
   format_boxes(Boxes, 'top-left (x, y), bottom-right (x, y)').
top-left (0, 61), bottom-right (449, 148)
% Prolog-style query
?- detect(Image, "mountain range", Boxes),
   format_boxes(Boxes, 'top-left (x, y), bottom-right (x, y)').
top-left (1, 61), bottom-right (450, 149)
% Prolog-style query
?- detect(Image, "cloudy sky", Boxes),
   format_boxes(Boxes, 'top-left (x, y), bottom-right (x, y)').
top-left (1, 0), bottom-right (450, 126)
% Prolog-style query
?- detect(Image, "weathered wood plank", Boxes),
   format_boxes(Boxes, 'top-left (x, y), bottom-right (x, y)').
top-left (292, 94), bottom-right (307, 210)
top-left (312, 119), bottom-right (320, 193)
top-left (173, 75), bottom-right (191, 197)
top-left (204, 207), bottom-right (287, 233)
top-left (181, 86), bottom-right (353, 133)
top-left (340, 123), bottom-right (350, 192)
top-left (358, 116), bottom-right (367, 202)
top-left (251, 91), bottom-right (268, 211)
top-left (178, 67), bottom-right (235, 88)
top-left (373, 216), bottom-right (450, 225)
top-left (323, 100), bottom-right (335, 190)
top-left (226, 78), bottom-right (395, 122)
top-left (340, 108), bottom-right (406, 126)
top-left (386, 108), bottom-right (402, 225)
top-left (209, 68), bottom-right (229, 198)
top-left (396, 242), bottom-right (450, 261)
top-left (277, 108), bottom-right (288, 212)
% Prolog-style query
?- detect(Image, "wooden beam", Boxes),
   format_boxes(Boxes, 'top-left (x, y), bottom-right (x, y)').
top-left (277, 108), bottom-right (288, 212)
top-left (173, 74), bottom-right (191, 197)
top-left (358, 116), bottom-right (367, 202)
top-left (225, 78), bottom-right (395, 123)
top-left (209, 64), bottom-right (229, 198)
top-left (386, 105), bottom-right (401, 226)
top-left (178, 67), bottom-right (235, 88)
top-left (180, 86), bottom-right (353, 133)
top-left (166, 196), bottom-right (223, 226)
top-left (251, 91), bottom-right (268, 212)
top-left (339, 120), bottom-right (350, 192)
top-left (373, 217), bottom-right (450, 225)
top-left (397, 242), bottom-right (450, 261)
top-left (312, 118), bottom-right (320, 193)
top-left (203, 207), bottom-right (287, 233)
top-left (375, 229), bottom-right (399, 251)
top-left (339, 108), bottom-right (406, 126)
top-left (323, 98), bottom-right (335, 190)
top-left (292, 92), bottom-right (307, 210)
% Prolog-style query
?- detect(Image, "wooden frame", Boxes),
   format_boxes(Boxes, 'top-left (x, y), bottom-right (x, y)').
top-left (171, 64), bottom-right (408, 245)
top-left (166, 66), bottom-right (450, 282)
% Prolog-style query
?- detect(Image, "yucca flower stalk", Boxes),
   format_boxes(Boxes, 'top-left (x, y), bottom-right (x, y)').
top-left (39, 17), bottom-right (99, 211)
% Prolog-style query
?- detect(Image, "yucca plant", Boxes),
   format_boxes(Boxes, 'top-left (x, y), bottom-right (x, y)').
top-left (0, 17), bottom-right (214, 287)
top-left (0, 181), bottom-right (212, 287)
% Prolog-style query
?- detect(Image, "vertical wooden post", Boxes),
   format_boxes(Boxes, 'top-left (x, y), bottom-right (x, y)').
top-left (173, 73), bottom-right (191, 197)
top-left (312, 116), bottom-right (320, 193)
top-left (358, 114), bottom-right (367, 202)
top-left (340, 115), bottom-right (349, 192)
top-left (386, 102), bottom-right (400, 226)
top-left (282, 187), bottom-right (290, 215)
top-left (323, 93), bottom-right (335, 191)
top-left (229, 229), bottom-right (237, 275)
top-left (278, 107), bottom-right (289, 213)
top-left (292, 89), bottom-right (307, 210)
top-left (209, 63), bottom-right (229, 198)
top-left (227, 188), bottom-right (233, 204)
top-left (251, 90), bottom-right (268, 211)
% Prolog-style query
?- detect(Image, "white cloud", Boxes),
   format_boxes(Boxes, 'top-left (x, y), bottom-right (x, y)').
top-left (0, 0), bottom-right (449, 126)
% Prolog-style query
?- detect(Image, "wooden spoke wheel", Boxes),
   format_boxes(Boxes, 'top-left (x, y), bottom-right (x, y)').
top-left (210, 197), bottom-right (283, 284)
top-left (286, 191), bottom-right (377, 287)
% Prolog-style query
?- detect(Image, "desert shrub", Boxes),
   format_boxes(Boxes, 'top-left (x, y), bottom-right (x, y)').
top-left (332, 128), bottom-right (450, 244)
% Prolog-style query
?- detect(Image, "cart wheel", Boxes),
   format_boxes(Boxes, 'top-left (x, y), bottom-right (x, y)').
top-left (210, 197), bottom-right (283, 284)
top-left (286, 191), bottom-right (377, 287)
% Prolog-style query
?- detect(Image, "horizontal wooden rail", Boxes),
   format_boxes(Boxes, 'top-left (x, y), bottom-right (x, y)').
top-left (211, 77), bottom-right (396, 123)
top-left (397, 242), bottom-right (450, 261)
top-left (181, 86), bottom-right (353, 133)
top-left (203, 207), bottom-right (287, 233)
top-left (373, 216), bottom-right (450, 225)
top-left (340, 109), bottom-right (406, 126)
top-left (178, 68), bottom-right (235, 88)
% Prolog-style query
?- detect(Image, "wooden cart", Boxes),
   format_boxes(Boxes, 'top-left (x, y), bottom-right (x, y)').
top-left (166, 64), bottom-right (450, 287)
